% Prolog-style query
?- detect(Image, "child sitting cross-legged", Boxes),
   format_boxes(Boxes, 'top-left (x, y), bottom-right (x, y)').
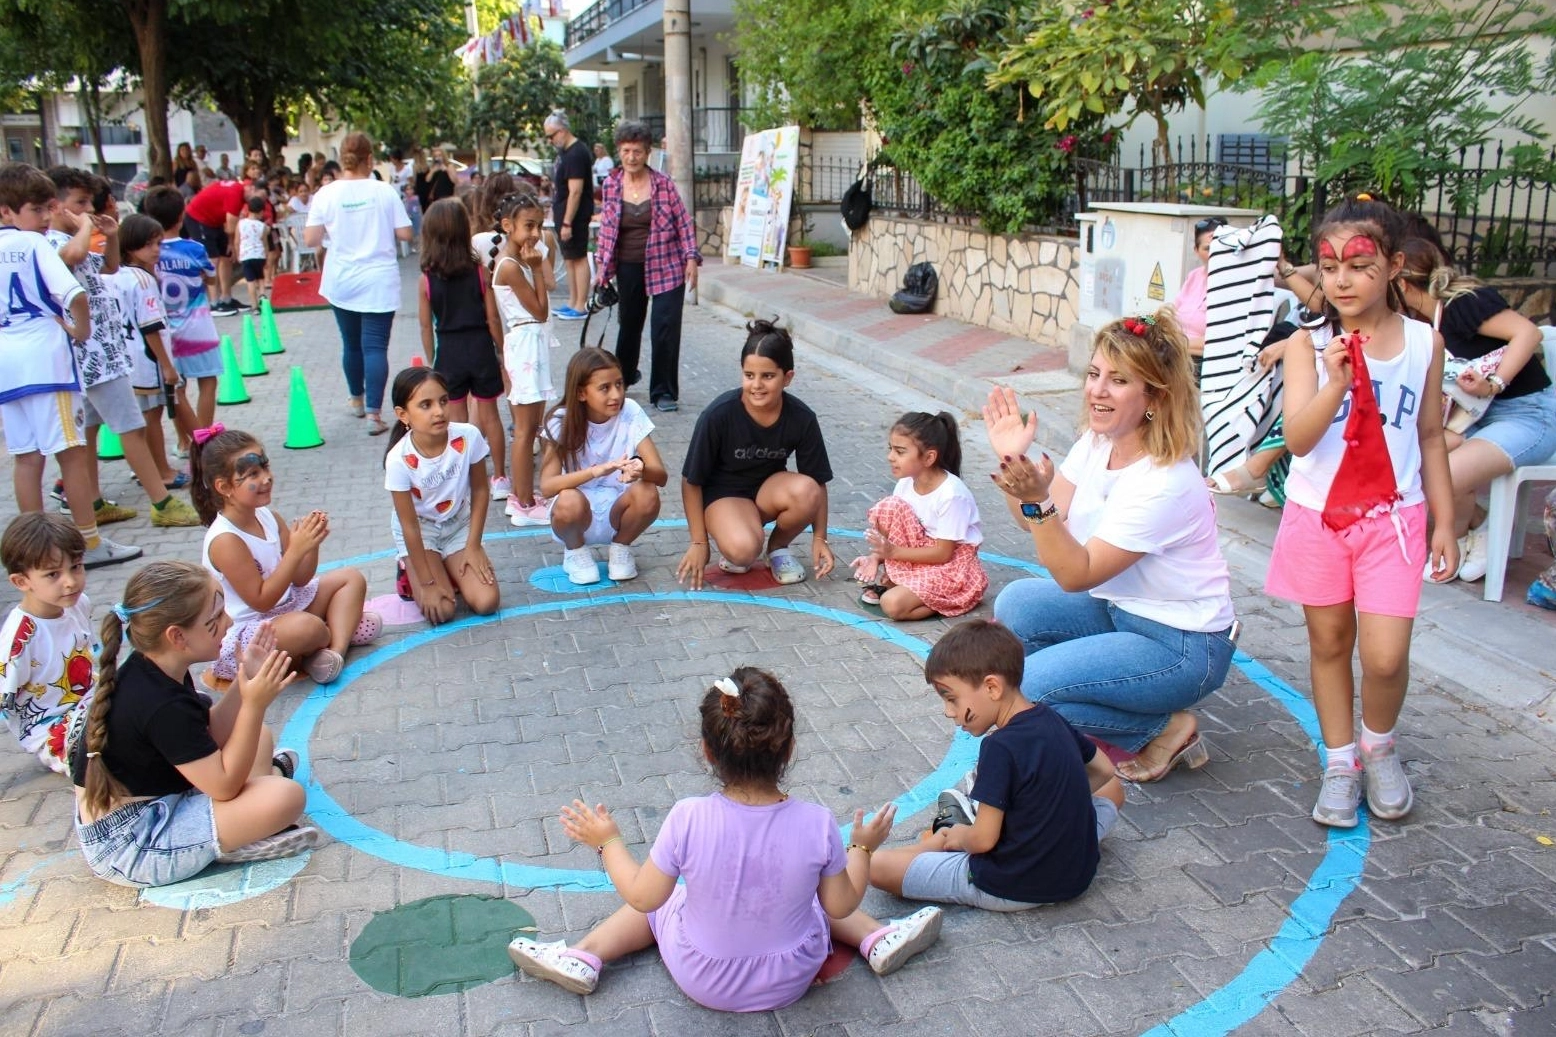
top-left (866, 619), bottom-right (1125, 911)
top-left (508, 667), bottom-right (942, 1009)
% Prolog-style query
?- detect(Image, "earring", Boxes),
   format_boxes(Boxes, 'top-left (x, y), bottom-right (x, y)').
top-left (1145, 410), bottom-right (1155, 421)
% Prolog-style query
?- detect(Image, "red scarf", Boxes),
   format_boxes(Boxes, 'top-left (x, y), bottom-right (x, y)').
top-left (1322, 330), bottom-right (1401, 531)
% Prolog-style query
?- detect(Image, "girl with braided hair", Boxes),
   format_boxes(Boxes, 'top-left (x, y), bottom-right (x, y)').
top-left (71, 561), bottom-right (319, 886)
top-left (508, 667), bottom-right (942, 1007)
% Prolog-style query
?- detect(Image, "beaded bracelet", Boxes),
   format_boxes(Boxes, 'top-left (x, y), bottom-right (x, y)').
top-left (597, 836), bottom-right (623, 854)
top-left (846, 843), bottom-right (873, 855)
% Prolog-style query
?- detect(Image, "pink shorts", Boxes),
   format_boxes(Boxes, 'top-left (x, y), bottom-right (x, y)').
top-left (1265, 501), bottom-right (1427, 618)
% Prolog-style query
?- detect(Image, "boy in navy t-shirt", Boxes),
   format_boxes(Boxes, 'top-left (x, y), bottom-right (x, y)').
top-left (866, 619), bottom-right (1124, 911)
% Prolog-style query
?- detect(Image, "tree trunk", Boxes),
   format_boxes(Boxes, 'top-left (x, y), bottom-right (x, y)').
top-left (123, 0), bottom-right (171, 180)
top-left (265, 112), bottom-right (288, 165)
top-left (85, 80), bottom-right (109, 175)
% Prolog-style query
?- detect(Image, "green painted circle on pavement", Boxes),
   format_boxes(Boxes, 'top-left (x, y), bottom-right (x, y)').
top-left (349, 893), bottom-right (535, 998)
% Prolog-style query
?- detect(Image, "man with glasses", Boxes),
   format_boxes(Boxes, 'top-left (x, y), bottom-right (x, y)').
top-left (544, 112), bottom-right (593, 320)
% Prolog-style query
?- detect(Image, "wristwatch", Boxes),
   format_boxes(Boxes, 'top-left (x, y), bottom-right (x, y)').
top-left (1020, 500), bottom-right (1058, 526)
top-left (1487, 374), bottom-right (1507, 395)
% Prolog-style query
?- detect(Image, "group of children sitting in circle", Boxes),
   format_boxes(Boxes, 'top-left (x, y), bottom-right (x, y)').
top-left (1, 189), bottom-right (1480, 1014)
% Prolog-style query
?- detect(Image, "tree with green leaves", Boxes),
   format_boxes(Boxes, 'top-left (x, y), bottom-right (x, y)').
top-left (989, 0), bottom-right (1314, 163)
top-left (733, 0), bottom-right (938, 131)
top-left (1249, 0), bottom-right (1556, 209)
top-left (468, 39), bottom-right (608, 159)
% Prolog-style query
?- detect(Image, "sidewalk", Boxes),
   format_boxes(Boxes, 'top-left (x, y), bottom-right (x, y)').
top-left (0, 256), bottom-right (1552, 1036)
top-left (701, 259), bottom-right (1556, 723)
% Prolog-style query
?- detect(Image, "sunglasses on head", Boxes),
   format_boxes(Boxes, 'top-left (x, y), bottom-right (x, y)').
top-left (1194, 217), bottom-right (1228, 234)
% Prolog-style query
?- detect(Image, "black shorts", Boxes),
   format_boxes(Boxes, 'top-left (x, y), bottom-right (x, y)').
top-left (240, 259), bottom-right (266, 283)
top-left (434, 331), bottom-right (504, 401)
top-left (190, 219), bottom-right (229, 262)
top-left (556, 221), bottom-right (590, 261)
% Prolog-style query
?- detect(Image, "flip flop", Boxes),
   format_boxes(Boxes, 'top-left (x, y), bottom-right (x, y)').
top-left (1207, 466), bottom-right (1266, 496)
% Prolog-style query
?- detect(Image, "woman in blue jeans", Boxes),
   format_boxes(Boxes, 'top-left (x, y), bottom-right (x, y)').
top-left (983, 310), bottom-right (1237, 783)
top-left (304, 131), bottom-right (413, 434)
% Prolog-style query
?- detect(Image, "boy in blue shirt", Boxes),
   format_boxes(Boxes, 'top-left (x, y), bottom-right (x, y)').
top-left (868, 619), bottom-right (1124, 910)
top-left (141, 185), bottom-right (223, 441)
top-left (0, 163), bottom-right (140, 569)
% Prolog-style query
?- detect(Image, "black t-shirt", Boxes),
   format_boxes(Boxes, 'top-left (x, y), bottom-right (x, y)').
top-left (1440, 286), bottom-right (1551, 399)
top-left (968, 704), bottom-right (1101, 904)
top-left (682, 389), bottom-right (832, 500)
top-left (552, 140), bottom-right (595, 229)
top-left (70, 652), bottom-right (218, 796)
top-left (427, 169), bottom-right (455, 204)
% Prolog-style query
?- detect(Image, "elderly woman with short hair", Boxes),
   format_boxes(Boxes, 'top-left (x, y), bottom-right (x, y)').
top-left (593, 120), bottom-right (701, 413)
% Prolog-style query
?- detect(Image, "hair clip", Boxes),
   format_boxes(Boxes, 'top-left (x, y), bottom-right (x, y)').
top-left (1355, 192), bottom-right (1373, 202)
top-left (191, 422), bottom-right (226, 446)
top-left (1122, 315), bottom-right (1156, 336)
top-left (714, 677), bottom-right (739, 698)
top-left (85, 751), bottom-right (100, 759)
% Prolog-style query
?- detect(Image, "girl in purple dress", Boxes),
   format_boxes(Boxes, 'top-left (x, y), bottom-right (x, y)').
top-left (508, 667), bottom-right (942, 1010)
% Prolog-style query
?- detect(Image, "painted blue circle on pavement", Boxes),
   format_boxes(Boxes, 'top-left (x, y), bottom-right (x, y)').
top-left (293, 522), bottom-right (1368, 1035)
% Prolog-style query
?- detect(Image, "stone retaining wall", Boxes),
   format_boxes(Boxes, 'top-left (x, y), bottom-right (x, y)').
top-left (696, 208), bottom-right (725, 258)
top-left (847, 214), bottom-right (1081, 351)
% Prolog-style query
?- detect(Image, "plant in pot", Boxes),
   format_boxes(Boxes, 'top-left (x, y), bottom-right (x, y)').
top-left (787, 212), bottom-right (814, 269)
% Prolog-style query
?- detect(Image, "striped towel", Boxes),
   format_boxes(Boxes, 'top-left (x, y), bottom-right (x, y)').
top-left (1201, 215), bottom-right (1285, 477)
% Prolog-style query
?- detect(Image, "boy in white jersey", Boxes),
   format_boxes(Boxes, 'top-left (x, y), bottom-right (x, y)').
top-left (0, 163), bottom-right (139, 569)
top-left (45, 168), bottom-right (198, 530)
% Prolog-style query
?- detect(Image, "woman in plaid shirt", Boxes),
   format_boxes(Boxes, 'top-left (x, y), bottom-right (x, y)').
top-left (594, 120), bottom-right (702, 414)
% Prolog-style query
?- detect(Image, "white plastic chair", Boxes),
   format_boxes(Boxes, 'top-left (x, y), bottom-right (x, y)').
top-left (284, 213), bottom-right (318, 273)
top-left (1482, 445), bottom-right (1556, 602)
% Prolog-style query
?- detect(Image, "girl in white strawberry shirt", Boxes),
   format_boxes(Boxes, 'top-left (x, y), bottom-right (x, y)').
top-left (385, 367), bottom-right (500, 625)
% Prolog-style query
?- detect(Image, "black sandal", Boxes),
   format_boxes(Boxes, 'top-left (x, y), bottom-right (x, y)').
top-left (859, 583), bottom-right (887, 606)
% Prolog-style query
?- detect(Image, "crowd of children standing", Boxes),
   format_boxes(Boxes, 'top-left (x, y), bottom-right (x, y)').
top-left (0, 161), bottom-right (1524, 1015)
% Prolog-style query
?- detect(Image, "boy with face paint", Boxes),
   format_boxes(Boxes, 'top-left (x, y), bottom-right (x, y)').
top-left (858, 620), bottom-right (1125, 912)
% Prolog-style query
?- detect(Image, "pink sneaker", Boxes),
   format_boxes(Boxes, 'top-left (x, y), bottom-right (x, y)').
top-left (507, 497), bottom-right (549, 527)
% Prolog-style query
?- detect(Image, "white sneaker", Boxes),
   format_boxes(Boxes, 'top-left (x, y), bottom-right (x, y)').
top-left (507, 938), bottom-right (599, 994)
top-left (562, 547), bottom-right (600, 585)
top-left (1456, 526), bottom-right (1488, 582)
top-left (865, 906), bottom-right (942, 975)
top-left (607, 543), bottom-right (637, 581)
top-left (507, 497), bottom-right (549, 527)
top-left (489, 475), bottom-right (512, 501)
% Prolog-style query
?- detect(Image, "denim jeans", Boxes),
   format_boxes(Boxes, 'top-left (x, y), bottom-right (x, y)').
top-left (993, 578), bottom-right (1236, 751)
top-left (330, 307), bottom-right (395, 412)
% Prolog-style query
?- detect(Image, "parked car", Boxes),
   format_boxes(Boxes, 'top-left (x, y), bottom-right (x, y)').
top-left (119, 169), bottom-right (151, 212)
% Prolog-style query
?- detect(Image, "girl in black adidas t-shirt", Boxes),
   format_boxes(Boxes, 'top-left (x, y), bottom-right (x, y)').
top-left (675, 321), bottom-right (834, 589)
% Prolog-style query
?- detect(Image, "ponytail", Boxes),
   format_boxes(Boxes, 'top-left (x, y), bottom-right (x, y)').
top-left (81, 610), bottom-right (130, 818)
top-left (892, 411), bottom-right (963, 477)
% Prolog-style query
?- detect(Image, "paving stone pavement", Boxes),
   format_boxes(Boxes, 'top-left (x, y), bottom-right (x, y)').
top-left (0, 258), bottom-right (1553, 1036)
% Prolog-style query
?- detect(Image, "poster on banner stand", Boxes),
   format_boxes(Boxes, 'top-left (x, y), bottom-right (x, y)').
top-left (726, 126), bottom-right (799, 269)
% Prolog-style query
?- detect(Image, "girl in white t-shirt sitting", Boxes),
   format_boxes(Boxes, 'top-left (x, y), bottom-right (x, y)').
top-left (384, 367), bottom-right (500, 625)
top-left (852, 412), bottom-right (987, 620)
top-left (539, 348), bottom-right (667, 586)
top-left (192, 426), bottom-right (378, 687)
top-left (983, 311), bottom-right (1237, 785)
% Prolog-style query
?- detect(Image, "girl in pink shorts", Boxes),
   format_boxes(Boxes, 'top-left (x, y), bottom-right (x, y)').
top-left (1265, 196), bottom-right (1456, 831)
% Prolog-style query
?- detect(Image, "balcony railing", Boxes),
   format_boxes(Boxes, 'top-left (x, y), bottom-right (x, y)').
top-left (566, 0), bottom-right (656, 50)
top-left (637, 108), bottom-right (751, 153)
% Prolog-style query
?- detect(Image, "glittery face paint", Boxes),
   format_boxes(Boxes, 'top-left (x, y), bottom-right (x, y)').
top-left (1318, 239), bottom-right (1338, 260)
top-left (1341, 236), bottom-right (1377, 259)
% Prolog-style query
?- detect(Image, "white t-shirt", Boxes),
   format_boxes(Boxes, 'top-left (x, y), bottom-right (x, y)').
top-left (593, 156), bottom-right (615, 185)
top-left (0, 597), bottom-right (96, 757)
top-left (111, 267), bottom-right (165, 390)
top-left (288, 197), bottom-right (309, 216)
top-left (384, 421), bottom-right (491, 527)
top-left (892, 473), bottom-right (983, 545)
top-left (0, 226), bottom-right (85, 402)
top-left (1058, 433), bottom-right (1234, 632)
top-left (43, 229), bottom-right (132, 390)
top-left (202, 508), bottom-right (292, 626)
top-left (544, 398), bottom-right (654, 485)
top-left (1284, 317), bottom-right (1433, 512)
top-left (306, 178), bottom-right (410, 312)
top-left (237, 216), bottom-right (267, 262)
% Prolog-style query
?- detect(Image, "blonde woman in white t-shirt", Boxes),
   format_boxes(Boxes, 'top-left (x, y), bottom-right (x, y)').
top-left (983, 311), bottom-right (1236, 785)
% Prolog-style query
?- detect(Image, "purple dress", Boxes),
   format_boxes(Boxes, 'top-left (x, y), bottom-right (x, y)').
top-left (647, 793), bottom-right (847, 1011)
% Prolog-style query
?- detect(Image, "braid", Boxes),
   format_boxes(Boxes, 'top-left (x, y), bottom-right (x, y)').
top-left (82, 612), bottom-right (130, 818)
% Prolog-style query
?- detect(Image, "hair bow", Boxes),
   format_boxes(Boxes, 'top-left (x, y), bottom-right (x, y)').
top-left (1122, 315), bottom-right (1156, 337)
top-left (191, 423), bottom-right (226, 446)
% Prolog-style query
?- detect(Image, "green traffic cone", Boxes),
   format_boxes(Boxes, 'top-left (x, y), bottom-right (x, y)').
top-left (96, 424), bottom-right (123, 460)
top-left (215, 336), bottom-right (251, 405)
top-left (259, 297), bottom-right (284, 354)
top-left (283, 365), bottom-right (324, 449)
top-left (238, 313), bottom-right (269, 376)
